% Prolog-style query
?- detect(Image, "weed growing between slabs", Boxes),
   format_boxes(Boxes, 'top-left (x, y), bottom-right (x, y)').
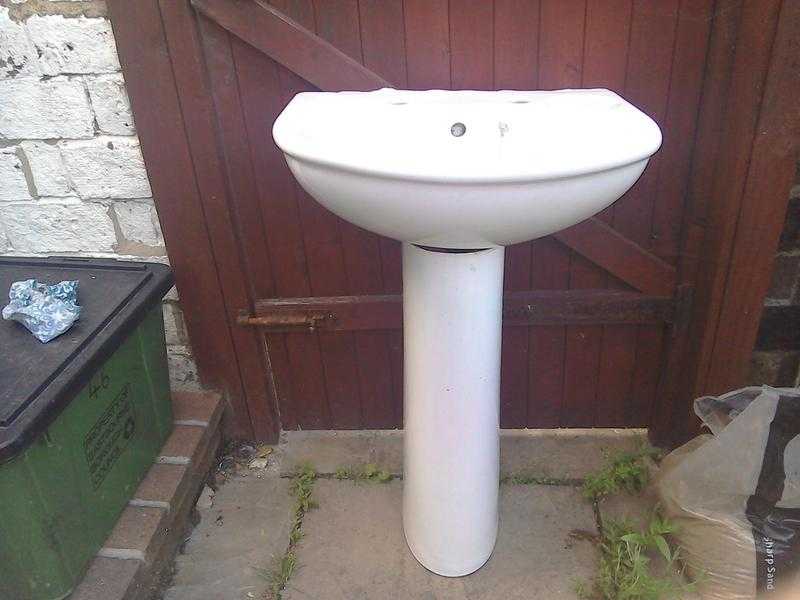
top-left (576, 448), bottom-right (699, 600)
top-left (256, 463), bottom-right (317, 600)
top-left (582, 447), bottom-right (661, 502)
top-left (333, 463), bottom-right (394, 483)
top-left (576, 512), bottom-right (698, 600)
top-left (501, 473), bottom-right (582, 486)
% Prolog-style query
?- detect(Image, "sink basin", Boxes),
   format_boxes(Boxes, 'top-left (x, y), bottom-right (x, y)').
top-left (273, 88), bottom-right (661, 577)
top-left (273, 88), bottom-right (661, 248)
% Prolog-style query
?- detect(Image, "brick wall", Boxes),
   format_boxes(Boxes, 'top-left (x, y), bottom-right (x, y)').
top-left (0, 0), bottom-right (199, 390)
top-left (750, 166), bottom-right (800, 388)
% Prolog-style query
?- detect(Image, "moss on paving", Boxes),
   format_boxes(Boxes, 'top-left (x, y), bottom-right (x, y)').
top-left (257, 463), bottom-right (317, 600)
top-left (333, 463), bottom-right (394, 483)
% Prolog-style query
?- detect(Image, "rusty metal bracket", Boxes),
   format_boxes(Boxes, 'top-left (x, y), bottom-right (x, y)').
top-left (236, 310), bottom-right (332, 332)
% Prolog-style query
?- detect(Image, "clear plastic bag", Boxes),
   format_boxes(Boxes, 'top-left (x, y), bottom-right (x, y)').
top-left (654, 386), bottom-right (800, 599)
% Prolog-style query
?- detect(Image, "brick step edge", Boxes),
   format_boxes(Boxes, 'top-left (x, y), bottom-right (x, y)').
top-left (69, 390), bottom-right (224, 600)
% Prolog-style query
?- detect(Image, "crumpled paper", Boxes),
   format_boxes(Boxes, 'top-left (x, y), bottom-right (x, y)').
top-left (2, 279), bottom-right (81, 343)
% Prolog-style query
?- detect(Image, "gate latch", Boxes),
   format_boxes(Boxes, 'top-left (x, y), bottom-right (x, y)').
top-left (236, 311), bottom-right (331, 332)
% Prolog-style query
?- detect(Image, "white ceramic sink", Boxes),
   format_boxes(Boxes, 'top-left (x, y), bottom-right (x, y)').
top-left (273, 88), bottom-right (661, 248)
top-left (273, 88), bottom-right (661, 578)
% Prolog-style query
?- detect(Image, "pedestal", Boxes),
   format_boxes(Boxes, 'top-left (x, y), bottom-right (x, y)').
top-left (401, 242), bottom-right (505, 576)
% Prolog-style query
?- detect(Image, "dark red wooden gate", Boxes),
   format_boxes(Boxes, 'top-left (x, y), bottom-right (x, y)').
top-left (107, 0), bottom-right (800, 446)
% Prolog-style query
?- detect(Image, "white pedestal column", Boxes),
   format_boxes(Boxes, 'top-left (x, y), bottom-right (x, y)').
top-left (401, 242), bottom-right (505, 577)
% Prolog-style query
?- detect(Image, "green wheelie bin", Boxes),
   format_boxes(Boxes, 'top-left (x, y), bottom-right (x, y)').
top-left (0, 257), bottom-right (175, 600)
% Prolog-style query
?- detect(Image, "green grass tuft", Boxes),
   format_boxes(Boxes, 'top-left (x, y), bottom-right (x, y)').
top-left (505, 473), bottom-right (568, 486)
top-left (255, 551), bottom-right (298, 600)
top-left (334, 463), bottom-right (394, 484)
top-left (257, 463), bottom-right (317, 599)
top-left (582, 447), bottom-right (659, 502)
top-left (334, 467), bottom-right (353, 480)
top-left (576, 513), bottom-right (697, 600)
top-left (577, 448), bottom-right (697, 599)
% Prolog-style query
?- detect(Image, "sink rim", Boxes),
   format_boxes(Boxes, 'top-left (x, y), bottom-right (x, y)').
top-left (273, 87), bottom-right (663, 185)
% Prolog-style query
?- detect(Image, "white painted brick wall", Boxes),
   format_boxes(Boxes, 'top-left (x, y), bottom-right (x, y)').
top-left (0, 0), bottom-right (198, 391)
top-left (0, 147), bottom-right (31, 201)
top-left (0, 76), bottom-right (95, 138)
top-left (0, 7), bottom-right (38, 79)
top-left (19, 141), bottom-right (72, 196)
top-left (61, 136), bottom-right (153, 198)
top-left (86, 73), bottom-right (135, 135)
top-left (1, 198), bottom-right (117, 253)
top-left (113, 201), bottom-right (163, 247)
top-left (26, 15), bottom-right (120, 76)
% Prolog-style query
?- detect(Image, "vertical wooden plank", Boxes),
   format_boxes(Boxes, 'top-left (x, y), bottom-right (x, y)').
top-left (230, 36), bottom-right (327, 431)
top-left (703, 0), bottom-right (800, 396)
top-left (195, 20), bottom-right (274, 300)
top-left (449, 0), bottom-right (494, 90)
top-left (629, 0), bottom-right (714, 427)
top-left (288, 101), bottom-right (363, 427)
top-left (313, 0), bottom-right (362, 61)
top-left (494, 0), bottom-right (539, 90)
top-left (683, 1), bottom-right (743, 228)
top-left (358, 0), bottom-right (407, 86)
top-left (651, 1), bottom-right (743, 444)
top-left (193, 15), bottom-right (285, 439)
top-left (357, 0), bottom-right (412, 426)
top-left (600, 0), bottom-right (679, 427)
top-left (384, 253), bottom-right (404, 426)
top-left (629, 2), bottom-right (708, 433)
top-left (686, 0), bottom-right (782, 401)
top-left (126, 0), bottom-right (290, 440)
top-left (582, 0), bottom-right (631, 94)
top-left (563, 0), bottom-right (631, 428)
top-left (270, 0), bottom-right (365, 429)
top-left (107, 0), bottom-right (255, 436)
top-left (652, 1), bottom-right (739, 442)
top-left (626, 325), bottom-right (663, 426)
top-left (563, 323), bottom-right (603, 422)
top-left (651, 0), bottom-right (715, 264)
top-left (653, 0), bottom-right (793, 447)
top-left (317, 0), bottom-right (398, 428)
top-left (494, 0), bottom-right (539, 428)
top-left (530, 0), bottom-right (584, 427)
top-left (614, 0), bottom-right (680, 248)
top-left (357, 0), bottom-right (410, 424)
top-left (500, 247), bottom-right (532, 427)
top-left (537, 0), bottom-right (585, 90)
top-left (404, 0), bottom-right (450, 89)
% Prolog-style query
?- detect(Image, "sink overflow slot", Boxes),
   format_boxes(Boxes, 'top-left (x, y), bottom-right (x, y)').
top-left (450, 122), bottom-right (466, 137)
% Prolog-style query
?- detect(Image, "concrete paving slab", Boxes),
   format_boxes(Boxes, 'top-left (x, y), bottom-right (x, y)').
top-left (279, 429), bottom-right (647, 480)
top-left (278, 430), bottom-right (404, 476)
top-left (500, 429), bottom-right (648, 480)
top-left (285, 480), bottom-right (598, 600)
top-left (164, 472), bottom-right (293, 600)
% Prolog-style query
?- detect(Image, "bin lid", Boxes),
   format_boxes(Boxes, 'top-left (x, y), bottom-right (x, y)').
top-left (0, 257), bottom-right (174, 461)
